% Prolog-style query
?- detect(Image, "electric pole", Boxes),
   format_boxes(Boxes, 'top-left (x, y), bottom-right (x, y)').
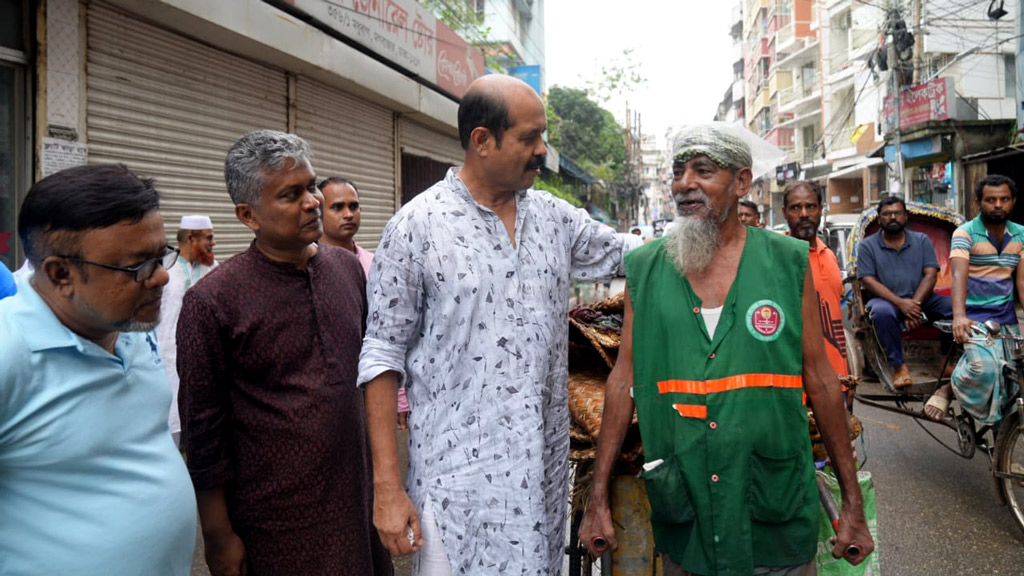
top-left (888, 7), bottom-right (905, 199)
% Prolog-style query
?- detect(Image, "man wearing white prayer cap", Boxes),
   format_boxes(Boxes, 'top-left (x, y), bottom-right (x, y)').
top-left (158, 214), bottom-right (217, 447)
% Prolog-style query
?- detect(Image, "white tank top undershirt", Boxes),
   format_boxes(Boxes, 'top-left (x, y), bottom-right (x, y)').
top-left (701, 305), bottom-right (724, 339)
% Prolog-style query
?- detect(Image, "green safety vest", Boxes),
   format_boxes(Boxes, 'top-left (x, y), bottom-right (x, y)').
top-left (625, 227), bottom-right (817, 576)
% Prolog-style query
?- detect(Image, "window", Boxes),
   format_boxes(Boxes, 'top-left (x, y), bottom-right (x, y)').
top-left (0, 0), bottom-right (30, 271)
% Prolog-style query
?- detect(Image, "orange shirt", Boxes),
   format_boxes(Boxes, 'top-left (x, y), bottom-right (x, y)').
top-left (808, 238), bottom-right (849, 376)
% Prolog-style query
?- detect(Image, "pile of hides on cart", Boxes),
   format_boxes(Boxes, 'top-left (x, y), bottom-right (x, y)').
top-left (567, 292), bottom-right (644, 516)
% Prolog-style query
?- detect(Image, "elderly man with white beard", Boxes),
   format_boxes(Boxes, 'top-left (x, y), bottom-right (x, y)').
top-left (579, 124), bottom-right (873, 576)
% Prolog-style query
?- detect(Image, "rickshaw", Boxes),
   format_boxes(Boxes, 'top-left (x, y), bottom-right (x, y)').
top-left (844, 202), bottom-right (1024, 534)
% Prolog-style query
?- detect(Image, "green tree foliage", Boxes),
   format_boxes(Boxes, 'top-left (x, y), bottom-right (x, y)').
top-left (419, 0), bottom-right (513, 73)
top-left (533, 174), bottom-right (583, 208)
top-left (546, 86), bottom-right (625, 180)
top-left (585, 48), bottom-right (647, 105)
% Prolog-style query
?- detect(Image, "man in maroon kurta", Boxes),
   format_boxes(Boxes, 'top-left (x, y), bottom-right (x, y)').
top-left (177, 130), bottom-right (390, 576)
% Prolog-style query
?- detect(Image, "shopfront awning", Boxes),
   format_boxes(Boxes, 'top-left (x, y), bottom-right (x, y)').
top-left (800, 162), bottom-right (833, 181)
top-left (883, 136), bottom-right (948, 166)
top-left (827, 157), bottom-right (884, 179)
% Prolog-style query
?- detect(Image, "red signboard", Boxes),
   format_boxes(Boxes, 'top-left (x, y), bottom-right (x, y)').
top-left (289, 0), bottom-right (485, 98)
top-left (882, 77), bottom-right (955, 133)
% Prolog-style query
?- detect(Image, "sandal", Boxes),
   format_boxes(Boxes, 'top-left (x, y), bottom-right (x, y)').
top-left (924, 393), bottom-right (950, 421)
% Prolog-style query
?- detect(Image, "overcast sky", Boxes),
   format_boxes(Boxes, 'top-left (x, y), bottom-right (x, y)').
top-left (545, 1), bottom-right (737, 149)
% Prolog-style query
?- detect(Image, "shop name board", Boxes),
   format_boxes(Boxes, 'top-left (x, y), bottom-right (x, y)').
top-left (882, 77), bottom-right (956, 133)
top-left (288, 0), bottom-right (484, 98)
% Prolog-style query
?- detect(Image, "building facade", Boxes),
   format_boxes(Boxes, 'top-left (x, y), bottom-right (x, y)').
top-left (1, 0), bottom-right (483, 270)
top-left (737, 0), bottom-right (1018, 223)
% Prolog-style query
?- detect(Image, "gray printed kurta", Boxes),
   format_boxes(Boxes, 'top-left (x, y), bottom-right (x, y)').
top-left (358, 169), bottom-right (634, 575)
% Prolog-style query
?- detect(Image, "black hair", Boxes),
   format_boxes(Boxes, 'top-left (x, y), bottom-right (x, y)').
top-left (782, 180), bottom-right (823, 208)
top-left (18, 164), bottom-right (160, 267)
top-left (738, 199), bottom-right (759, 212)
top-left (317, 176), bottom-right (360, 194)
top-left (458, 89), bottom-right (512, 150)
top-left (975, 174), bottom-right (1017, 203)
top-left (877, 195), bottom-right (906, 212)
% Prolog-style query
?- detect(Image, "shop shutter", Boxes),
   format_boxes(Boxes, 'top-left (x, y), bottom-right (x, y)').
top-left (295, 76), bottom-right (396, 251)
top-left (399, 117), bottom-right (464, 167)
top-left (86, 3), bottom-right (288, 258)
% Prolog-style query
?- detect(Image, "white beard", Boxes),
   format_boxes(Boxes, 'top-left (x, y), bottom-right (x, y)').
top-left (664, 189), bottom-right (733, 277)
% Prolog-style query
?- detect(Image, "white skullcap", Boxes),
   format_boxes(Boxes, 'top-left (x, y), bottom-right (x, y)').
top-left (179, 215), bottom-right (214, 230)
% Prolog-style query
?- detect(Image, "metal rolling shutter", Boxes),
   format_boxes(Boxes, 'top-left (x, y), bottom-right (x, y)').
top-left (295, 77), bottom-right (396, 251)
top-left (86, 3), bottom-right (288, 258)
top-left (399, 118), bottom-right (463, 167)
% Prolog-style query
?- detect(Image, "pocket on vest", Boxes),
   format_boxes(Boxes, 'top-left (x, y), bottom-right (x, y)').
top-left (749, 449), bottom-right (807, 523)
top-left (641, 454), bottom-right (696, 524)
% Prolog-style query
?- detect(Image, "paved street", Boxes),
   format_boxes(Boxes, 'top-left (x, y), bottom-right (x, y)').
top-left (855, 380), bottom-right (1024, 575)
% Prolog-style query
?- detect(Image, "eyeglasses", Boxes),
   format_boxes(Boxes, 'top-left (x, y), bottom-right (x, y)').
top-left (879, 210), bottom-right (906, 218)
top-left (61, 247), bottom-right (180, 282)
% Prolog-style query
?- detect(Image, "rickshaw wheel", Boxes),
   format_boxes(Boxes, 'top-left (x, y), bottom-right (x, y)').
top-left (863, 332), bottom-right (897, 393)
top-left (995, 411), bottom-right (1024, 535)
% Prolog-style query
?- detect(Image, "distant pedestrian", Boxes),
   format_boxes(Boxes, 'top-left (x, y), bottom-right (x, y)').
top-left (157, 214), bottom-right (218, 447)
top-left (318, 176), bottom-right (410, 427)
top-left (178, 130), bottom-right (391, 576)
top-left (737, 198), bottom-right (762, 227)
top-left (359, 74), bottom-right (639, 575)
top-left (0, 164), bottom-right (196, 575)
top-left (318, 177), bottom-right (373, 274)
top-left (784, 181), bottom-right (849, 377)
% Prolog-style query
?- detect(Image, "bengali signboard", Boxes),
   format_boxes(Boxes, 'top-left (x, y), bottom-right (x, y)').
top-left (882, 77), bottom-right (956, 133)
top-left (288, 0), bottom-right (484, 98)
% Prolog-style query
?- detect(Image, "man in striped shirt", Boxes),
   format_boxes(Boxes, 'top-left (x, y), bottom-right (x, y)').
top-left (925, 174), bottom-right (1024, 422)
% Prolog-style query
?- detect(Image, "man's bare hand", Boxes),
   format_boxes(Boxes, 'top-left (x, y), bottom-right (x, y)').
top-left (397, 411), bottom-right (409, 430)
top-left (204, 530), bottom-right (247, 576)
top-left (896, 298), bottom-right (923, 325)
top-left (952, 316), bottom-right (975, 344)
top-left (578, 501), bottom-right (617, 557)
top-left (374, 483), bottom-right (421, 556)
top-left (832, 508), bottom-right (874, 565)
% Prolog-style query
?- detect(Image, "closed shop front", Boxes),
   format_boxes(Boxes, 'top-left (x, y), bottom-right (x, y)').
top-left (295, 77), bottom-right (395, 250)
top-left (86, 3), bottom-right (288, 258)
top-left (399, 118), bottom-right (462, 204)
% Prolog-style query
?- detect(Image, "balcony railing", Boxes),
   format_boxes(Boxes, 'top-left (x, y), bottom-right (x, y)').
top-left (777, 73), bottom-right (819, 107)
top-left (777, 19), bottom-right (794, 47)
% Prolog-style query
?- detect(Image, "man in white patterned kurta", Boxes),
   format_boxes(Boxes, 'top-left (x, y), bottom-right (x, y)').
top-left (358, 75), bottom-right (638, 575)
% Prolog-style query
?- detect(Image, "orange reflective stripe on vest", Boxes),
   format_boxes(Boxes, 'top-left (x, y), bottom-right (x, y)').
top-left (657, 373), bottom-right (803, 395)
top-left (672, 404), bottom-right (708, 418)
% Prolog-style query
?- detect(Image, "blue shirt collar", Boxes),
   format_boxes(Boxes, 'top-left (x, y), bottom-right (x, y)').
top-left (13, 275), bottom-right (102, 354)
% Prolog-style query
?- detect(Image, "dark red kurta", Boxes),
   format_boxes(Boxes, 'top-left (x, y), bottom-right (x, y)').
top-left (178, 242), bottom-right (390, 576)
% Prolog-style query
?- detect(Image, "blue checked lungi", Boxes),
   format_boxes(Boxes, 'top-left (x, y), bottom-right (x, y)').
top-left (951, 323), bottom-right (1021, 425)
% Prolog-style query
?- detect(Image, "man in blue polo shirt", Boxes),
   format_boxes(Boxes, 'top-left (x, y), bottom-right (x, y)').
top-left (858, 195), bottom-right (952, 388)
top-left (0, 164), bottom-right (197, 575)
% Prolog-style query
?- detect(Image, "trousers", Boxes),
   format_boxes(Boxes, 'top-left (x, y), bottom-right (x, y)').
top-left (866, 292), bottom-right (952, 367)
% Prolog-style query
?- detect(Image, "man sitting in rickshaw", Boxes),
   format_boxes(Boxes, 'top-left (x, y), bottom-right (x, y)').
top-left (858, 195), bottom-right (952, 389)
top-left (926, 175), bottom-right (1024, 423)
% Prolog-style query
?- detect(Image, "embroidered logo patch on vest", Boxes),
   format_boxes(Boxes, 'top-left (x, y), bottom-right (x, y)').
top-left (746, 300), bottom-right (785, 342)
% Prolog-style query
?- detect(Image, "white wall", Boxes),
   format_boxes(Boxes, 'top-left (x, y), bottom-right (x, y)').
top-left (483, 0), bottom-right (546, 75)
top-left (923, 0), bottom-right (1017, 54)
